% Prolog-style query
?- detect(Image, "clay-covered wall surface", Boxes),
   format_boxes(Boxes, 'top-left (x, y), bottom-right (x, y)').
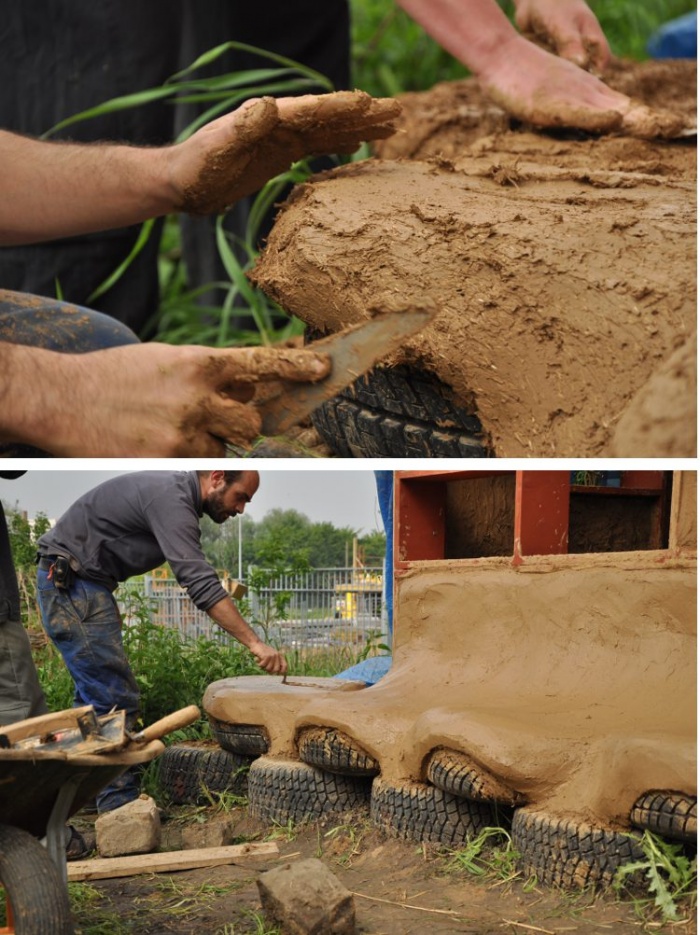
top-left (251, 61), bottom-right (696, 457)
top-left (386, 556), bottom-right (696, 821)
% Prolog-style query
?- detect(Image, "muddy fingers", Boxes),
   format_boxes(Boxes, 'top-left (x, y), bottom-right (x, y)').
top-left (619, 102), bottom-right (687, 140)
top-left (277, 90), bottom-right (401, 133)
top-left (177, 91), bottom-right (401, 215)
top-left (208, 346), bottom-right (331, 387)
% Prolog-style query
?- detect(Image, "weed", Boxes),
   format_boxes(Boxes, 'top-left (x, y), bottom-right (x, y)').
top-left (68, 883), bottom-right (131, 935)
top-left (198, 784), bottom-right (249, 813)
top-left (266, 818), bottom-right (299, 842)
top-left (143, 877), bottom-right (243, 916)
top-left (614, 830), bottom-right (697, 923)
top-left (445, 826), bottom-right (522, 884)
top-left (324, 820), bottom-right (370, 866)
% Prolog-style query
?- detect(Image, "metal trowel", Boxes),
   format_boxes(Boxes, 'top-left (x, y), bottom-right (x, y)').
top-left (255, 307), bottom-right (435, 436)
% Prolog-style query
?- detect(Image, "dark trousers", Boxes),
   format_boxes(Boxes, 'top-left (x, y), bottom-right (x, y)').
top-left (0, 289), bottom-right (139, 457)
top-left (37, 567), bottom-right (141, 812)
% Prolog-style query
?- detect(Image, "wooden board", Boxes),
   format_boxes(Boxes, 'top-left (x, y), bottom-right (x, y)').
top-left (67, 841), bottom-right (279, 881)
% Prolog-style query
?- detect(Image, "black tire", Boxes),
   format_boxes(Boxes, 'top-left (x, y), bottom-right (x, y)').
top-left (0, 823), bottom-right (73, 935)
top-left (247, 757), bottom-right (372, 824)
top-left (310, 363), bottom-right (490, 458)
top-left (512, 807), bottom-right (646, 891)
top-left (426, 748), bottom-right (526, 807)
top-left (370, 777), bottom-right (501, 847)
top-left (630, 791), bottom-right (697, 843)
top-left (158, 742), bottom-right (252, 805)
top-left (297, 727), bottom-right (380, 777)
top-left (208, 717), bottom-right (270, 757)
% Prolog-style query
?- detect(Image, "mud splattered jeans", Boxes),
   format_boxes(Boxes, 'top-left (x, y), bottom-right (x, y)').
top-left (37, 566), bottom-right (141, 812)
top-left (0, 289), bottom-right (139, 458)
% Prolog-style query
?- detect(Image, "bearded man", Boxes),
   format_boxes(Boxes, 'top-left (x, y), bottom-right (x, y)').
top-left (36, 470), bottom-right (276, 812)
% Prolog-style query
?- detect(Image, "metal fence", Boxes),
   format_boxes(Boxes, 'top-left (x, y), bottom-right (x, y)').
top-left (116, 566), bottom-right (387, 650)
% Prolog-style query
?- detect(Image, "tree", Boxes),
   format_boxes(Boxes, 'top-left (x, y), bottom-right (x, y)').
top-left (2, 502), bottom-right (50, 624)
top-left (359, 531), bottom-right (386, 565)
top-left (199, 507), bottom-right (386, 572)
top-left (199, 513), bottom-right (255, 575)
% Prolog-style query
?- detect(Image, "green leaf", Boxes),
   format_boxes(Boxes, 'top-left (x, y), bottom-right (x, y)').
top-left (42, 87), bottom-right (176, 138)
top-left (87, 218), bottom-right (156, 303)
top-left (166, 40), bottom-right (333, 93)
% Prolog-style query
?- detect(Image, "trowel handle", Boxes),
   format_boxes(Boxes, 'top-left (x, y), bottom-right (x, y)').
top-left (134, 705), bottom-right (201, 743)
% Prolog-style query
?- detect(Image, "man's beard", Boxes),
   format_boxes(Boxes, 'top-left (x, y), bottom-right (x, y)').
top-left (203, 489), bottom-right (229, 524)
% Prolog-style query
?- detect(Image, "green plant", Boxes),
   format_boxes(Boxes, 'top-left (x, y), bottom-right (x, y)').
top-left (445, 827), bottom-right (522, 884)
top-left (240, 543), bottom-right (311, 644)
top-left (614, 831), bottom-right (697, 923)
top-left (33, 640), bottom-right (74, 711)
top-left (68, 883), bottom-right (132, 935)
top-left (4, 505), bottom-right (50, 625)
top-left (119, 585), bottom-right (261, 729)
top-left (324, 820), bottom-right (370, 866)
top-left (266, 818), bottom-right (299, 843)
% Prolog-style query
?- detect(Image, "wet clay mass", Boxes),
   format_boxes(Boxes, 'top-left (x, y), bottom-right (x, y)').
top-left (251, 60), bottom-right (696, 457)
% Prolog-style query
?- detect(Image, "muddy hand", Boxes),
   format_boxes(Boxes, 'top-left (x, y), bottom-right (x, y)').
top-left (479, 37), bottom-right (685, 138)
top-left (16, 342), bottom-right (330, 457)
top-left (251, 640), bottom-right (288, 676)
top-left (513, 0), bottom-right (611, 73)
top-left (176, 345), bottom-right (333, 453)
top-left (175, 91), bottom-right (402, 215)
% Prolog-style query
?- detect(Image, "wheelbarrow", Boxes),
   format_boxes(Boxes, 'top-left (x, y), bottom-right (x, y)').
top-left (0, 703), bottom-right (201, 935)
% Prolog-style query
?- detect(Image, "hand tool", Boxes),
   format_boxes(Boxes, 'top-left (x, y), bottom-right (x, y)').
top-left (256, 307), bottom-right (435, 436)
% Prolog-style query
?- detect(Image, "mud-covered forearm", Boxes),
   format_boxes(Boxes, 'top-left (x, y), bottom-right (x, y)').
top-left (0, 131), bottom-right (174, 245)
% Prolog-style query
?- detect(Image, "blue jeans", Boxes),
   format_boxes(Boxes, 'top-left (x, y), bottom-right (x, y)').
top-left (37, 567), bottom-right (141, 812)
top-left (0, 289), bottom-right (139, 457)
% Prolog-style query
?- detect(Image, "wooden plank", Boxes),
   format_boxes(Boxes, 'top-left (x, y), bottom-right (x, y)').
top-left (515, 471), bottom-right (570, 559)
top-left (67, 841), bottom-right (279, 881)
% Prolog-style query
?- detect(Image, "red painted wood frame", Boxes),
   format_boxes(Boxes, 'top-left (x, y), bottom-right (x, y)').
top-left (394, 470), bottom-right (666, 568)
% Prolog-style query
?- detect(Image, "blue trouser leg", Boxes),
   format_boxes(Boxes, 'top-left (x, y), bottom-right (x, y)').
top-left (36, 567), bottom-right (141, 812)
top-left (0, 289), bottom-right (140, 457)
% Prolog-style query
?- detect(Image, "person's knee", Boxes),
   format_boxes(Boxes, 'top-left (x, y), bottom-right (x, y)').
top-left (0, 289), bottom-right (140, 353)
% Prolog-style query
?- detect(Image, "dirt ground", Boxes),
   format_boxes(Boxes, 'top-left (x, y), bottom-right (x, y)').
top-left (72, 806), bottom-right (695, 934)
top-left (251, 59), bottom-right (696, 457)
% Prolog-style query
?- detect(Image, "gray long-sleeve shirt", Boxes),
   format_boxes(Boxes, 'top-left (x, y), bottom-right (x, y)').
top-left (38, 471), bottom-right (227, 612)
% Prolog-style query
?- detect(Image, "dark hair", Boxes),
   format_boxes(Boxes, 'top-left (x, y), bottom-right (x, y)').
top-left (196, 470), bottom-right (246, 486)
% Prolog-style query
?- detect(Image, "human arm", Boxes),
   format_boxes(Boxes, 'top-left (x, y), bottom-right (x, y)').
top-left (394, 0), bottom-right (682, 137)
top-left (0, 341), bottom-right (330, 456)
top-left (0, 91), bottom-right (401, 245)
top-left (207, 596), bottom-right (287, 675)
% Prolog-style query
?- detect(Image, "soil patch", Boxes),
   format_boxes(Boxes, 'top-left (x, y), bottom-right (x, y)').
top-left (251, 60), bottom-right (696, 457)
top-left (71, 807), bottom-right (695, 934)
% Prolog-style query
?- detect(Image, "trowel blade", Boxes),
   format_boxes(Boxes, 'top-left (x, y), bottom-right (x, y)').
top-left (256, 307), bottom-right (435, 436)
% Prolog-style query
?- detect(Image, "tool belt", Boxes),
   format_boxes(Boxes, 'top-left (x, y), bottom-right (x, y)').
top-left (36, 554), bottom-right (75, 589)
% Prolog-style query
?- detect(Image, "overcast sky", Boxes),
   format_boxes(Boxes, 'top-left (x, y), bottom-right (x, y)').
top-left (2, 469), bottom-right (386, 535)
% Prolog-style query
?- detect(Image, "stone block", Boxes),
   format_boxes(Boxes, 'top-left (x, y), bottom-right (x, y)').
top-left (257, 857), bottom-right (356, 935)
top-left (96, 795), bottom-right (161, 857)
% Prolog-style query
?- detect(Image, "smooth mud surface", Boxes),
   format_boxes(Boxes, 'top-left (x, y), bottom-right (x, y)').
top-left (206, 552), bottom-right (696, 825)
top-left (251, 60), bottom-right (696, 457)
